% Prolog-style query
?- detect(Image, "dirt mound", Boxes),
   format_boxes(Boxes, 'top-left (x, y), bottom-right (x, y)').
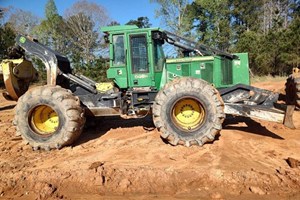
top-left (0, 80), bottom-right (300, 199)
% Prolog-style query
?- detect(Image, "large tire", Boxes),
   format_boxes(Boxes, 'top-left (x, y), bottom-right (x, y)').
top-left (14, 85), bottom-right (86, 150)
top-left (285, 73), bottom-right (300, 108)
top-left (153, 77), bottom-right (225, 147)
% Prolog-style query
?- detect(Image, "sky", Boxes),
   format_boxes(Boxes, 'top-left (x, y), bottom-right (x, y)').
top-left (0, 0), bottom-right (161, 27)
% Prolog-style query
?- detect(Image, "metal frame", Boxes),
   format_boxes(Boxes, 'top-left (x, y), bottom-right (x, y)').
top-left (219, 84), bottom-right (295, 128)
top-left (16, 35), bottom-right (71, 85)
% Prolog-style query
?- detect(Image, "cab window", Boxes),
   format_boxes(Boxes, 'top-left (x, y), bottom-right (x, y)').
top-left (153, 40), bottom-right (165, 72)
top-left (113, 35), bottom-right (125, 66)
top-left (130, 34), bottom-right (149, 73)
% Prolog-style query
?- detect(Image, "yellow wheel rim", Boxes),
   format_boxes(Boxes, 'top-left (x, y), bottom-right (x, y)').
top-left (30, 105), bottom-right (59, 135)
top-left (172, 98), bottom-right (205, 131)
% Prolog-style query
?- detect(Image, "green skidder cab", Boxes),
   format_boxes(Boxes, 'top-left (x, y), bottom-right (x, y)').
top-left (11, 26), bottom-right (296, 150)
top-left (101, 25), bottom-right (250, 90)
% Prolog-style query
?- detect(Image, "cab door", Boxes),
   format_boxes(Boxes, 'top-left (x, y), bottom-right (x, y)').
top-left (128, 33), bottom-right (153, 87)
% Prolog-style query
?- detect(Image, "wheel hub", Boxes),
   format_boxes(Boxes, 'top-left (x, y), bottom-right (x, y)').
top-left (172, 98), bottom-right (205, 131)
top-left (30, 105), bottom-right (59, 135)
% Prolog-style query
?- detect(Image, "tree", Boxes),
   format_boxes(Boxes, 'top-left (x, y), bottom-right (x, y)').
top-left (184, 0), bottom-right (299, 75)
top-left (261, 0), bottom-right (297, 34)
top-left (8, 8), bottom-right (40, 35)
top-left (63, 13), bottom-right (99, 64)
top-left (78, 57), bottom-right (110, 82)
top-left (45, 0), bottom-right (57, 19)
top-left (284, 16), bottom-right (300, 69)
top-left (150, 0), bottom-right (189, 35)
top-left (0, 7), bottom-right (4, 19)
top-left (0, 23), bottom-right (16, 60)
top-left (230, 0), bottom-right (263, 33)
top-left (0, 8), bottom-right (16, 60)
top-left (25, 0), bottom-right (65, 83)
top-left (33, 0), bottom-right (65, 52)
top-left (64, 0), bottom-right (110, 29)
top-left (107, 21), bottom-right (120, 26)
top-left (235, 31), bottom-right (261, 74)
top-left (126, 17), bottom-right (152, 28)
top-left (185, 0), bottom-right (232, 50)
top-left (63, 0), bottom-right (110, 68)
top-left (64, 0), bottom-right (110, 80)
top-left (250, 0), bottom-right (300, 75)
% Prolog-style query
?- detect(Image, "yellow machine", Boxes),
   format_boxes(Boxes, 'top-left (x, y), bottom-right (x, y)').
top-left (0, 58), bottom-right (38, 100)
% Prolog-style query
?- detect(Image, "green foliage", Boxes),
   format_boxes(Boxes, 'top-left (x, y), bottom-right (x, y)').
top-left (229, 0), bottom-right (263, 34)
top-left (32, 57), bottom-right (47, 84)
top-left (1, 1), bottom-right (110, 83)
top-left (235, 31), bottom-right (260, 72)
top-left (62, 0), bottom-right (110, 79)
top-left (186, 0), bottom-right (232, 50)
top-left (0, 8), bottom-right (16, 60)
top-left (126, 17), bottom-right (152, 28)
top-left (45, 0), bottom-right (58, 20)
top-left (150, 0), bottom-right (189, 34)
top-left (73, 57), bottom-right (110, 82)
top-left (182, 0), bottom-right (300, 76)
top-left (33, 0), bottom-right (65, 53)
top-left (283, 16), bottom-right (300, 68)
top-left (234, 6), bottom-right (300, 76)
top-left (0, 23), bottom-right (16, 60)
top-left (108, 21), bottom-right (120, 26)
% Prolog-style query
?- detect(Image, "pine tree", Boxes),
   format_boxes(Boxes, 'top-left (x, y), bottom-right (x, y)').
top-left (185, 0), bottom-right (232, 51)
top-left (33, 0), bottom-right (65, 53)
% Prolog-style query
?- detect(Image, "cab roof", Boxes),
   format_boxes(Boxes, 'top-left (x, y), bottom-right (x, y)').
top-left (100, 25), bottom-right (163, 34)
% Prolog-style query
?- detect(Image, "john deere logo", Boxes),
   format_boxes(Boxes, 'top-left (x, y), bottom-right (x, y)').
top-left (19, 37), bottom-right (26, 43)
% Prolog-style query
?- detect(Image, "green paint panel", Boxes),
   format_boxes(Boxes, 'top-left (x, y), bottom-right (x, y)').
top-left (154, 72), bottom-right (163, 89)
top-left (107, 67), bottom-right (128, 88)
top-left (199, 62), bottom-right (214, 83)
top-left (232, 53), bottom-right (250, 85)
top-left (165, 57), bottom-right (215, 86)
top-left (221, 58), bottom-right (233, 85)
top-left (182, 64), bottom-right (190, 76)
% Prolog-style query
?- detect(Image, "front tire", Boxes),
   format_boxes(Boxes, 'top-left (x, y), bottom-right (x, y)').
top-left (153, 78), bottom-right (225, 147)
top-left (14, 85), bottom-right (86, 150)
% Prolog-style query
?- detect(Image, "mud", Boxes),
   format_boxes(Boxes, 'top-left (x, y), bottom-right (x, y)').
top-left (0, 80), bottom-right (299, 200)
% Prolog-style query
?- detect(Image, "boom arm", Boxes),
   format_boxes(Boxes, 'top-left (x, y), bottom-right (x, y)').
top-left (15, 35), bottom-right (72, 85)
top-left (162, 31), bottom-right (237, 59)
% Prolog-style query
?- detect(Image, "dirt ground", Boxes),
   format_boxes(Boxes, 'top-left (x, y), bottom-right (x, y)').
top-left (0, 80), bottom-right (299, 200)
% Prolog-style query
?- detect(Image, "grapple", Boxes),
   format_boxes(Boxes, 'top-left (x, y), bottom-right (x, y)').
top-left (0, 58), bottom-right (38, 100)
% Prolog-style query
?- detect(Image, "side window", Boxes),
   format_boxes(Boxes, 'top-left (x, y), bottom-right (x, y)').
top-left (130, 34), bottom-right (148, 73)
top-left (153, 40), bottom-right (164, 72)
top-left (113, 35), bottom-right (125, 66)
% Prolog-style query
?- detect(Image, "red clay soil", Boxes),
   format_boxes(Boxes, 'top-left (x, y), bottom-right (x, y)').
top-left (0, 80), bottom-right (299, 200)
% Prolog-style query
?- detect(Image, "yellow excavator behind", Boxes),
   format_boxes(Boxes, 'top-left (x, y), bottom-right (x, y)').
top-left (0, 58), bottom-right (38, 101)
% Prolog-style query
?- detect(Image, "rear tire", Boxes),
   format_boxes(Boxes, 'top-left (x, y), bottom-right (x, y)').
top-left (285, 74), bottom-right (300, 108)
top-left (153, 77), bottom-right (225, 147)
top-left (14, 85), bottom-right (86, 150)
